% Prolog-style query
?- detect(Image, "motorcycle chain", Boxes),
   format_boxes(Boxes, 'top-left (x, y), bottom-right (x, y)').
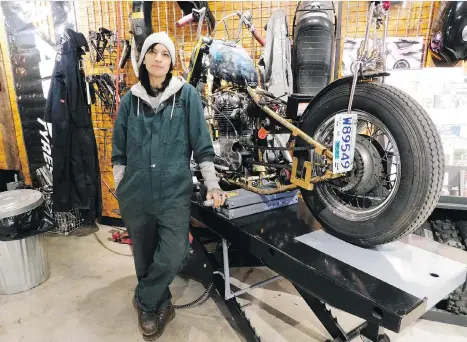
top-left (246, 145), bottom-right (323, 170)
top-left (247, 143), bottom-right (330, 171)
top-left (244, 144), bottom-right (315, 151)
top-left (251, 161), bottom-right (292, 170)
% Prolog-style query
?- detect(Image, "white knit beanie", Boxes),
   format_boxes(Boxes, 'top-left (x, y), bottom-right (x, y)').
top-left (137, 32), bottom-right (176, 67)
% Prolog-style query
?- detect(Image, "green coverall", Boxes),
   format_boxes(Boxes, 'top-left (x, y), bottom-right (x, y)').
top-left (111, 79), bottom-right (215, 312)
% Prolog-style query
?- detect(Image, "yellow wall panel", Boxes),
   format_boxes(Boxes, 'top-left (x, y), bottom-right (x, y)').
top-left (0, 7), bottom-right (31, 180)
top-left (0, 45), bottom-right (20, 171)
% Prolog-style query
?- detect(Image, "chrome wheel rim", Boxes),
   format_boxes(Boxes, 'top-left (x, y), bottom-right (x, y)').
top-left (313, 110), bottom-right (402, 221)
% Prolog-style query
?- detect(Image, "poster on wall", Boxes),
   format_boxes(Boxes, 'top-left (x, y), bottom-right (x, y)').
top-left (342, 37), bottom-right (424, 76)
top-left (1, 2), bottom-right (76, 180)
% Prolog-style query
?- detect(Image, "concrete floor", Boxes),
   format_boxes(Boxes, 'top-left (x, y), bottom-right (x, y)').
top-left (1, 224), bottom-right (467, 342)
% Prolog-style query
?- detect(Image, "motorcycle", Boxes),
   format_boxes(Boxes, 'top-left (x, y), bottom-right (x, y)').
top-left (165, 1), bottom-right (444, 247)
top-left (430, 1), bottom-right (467, 66)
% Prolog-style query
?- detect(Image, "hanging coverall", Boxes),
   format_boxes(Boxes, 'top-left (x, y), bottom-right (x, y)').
top-left (111, 76), bottom-right (219, 312)
top-left (44, 28), bottom-right (101, 221)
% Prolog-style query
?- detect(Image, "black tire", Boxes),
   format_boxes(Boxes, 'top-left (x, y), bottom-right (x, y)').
top-left (447, 286), bottom-right (467, 315)
top-left (431, 219), bottom-right (465, 249)
top-left (413, 221), bottom-right (432, 238)
top-left (455, 220), bottom-right (467, 248)
top-left (296, 82), bottom-right (444, 246)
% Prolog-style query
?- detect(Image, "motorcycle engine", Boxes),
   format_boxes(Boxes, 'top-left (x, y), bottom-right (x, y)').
top-left (212, 91), bottom-right (251, 138)
top-left (211, 90), bottom-right (252, 172)
top-left (211, 90), bottom-right (292, 178)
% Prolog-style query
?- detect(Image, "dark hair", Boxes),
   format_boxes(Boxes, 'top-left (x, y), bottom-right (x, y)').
top-left (138, 43), bottom-right (173, 96)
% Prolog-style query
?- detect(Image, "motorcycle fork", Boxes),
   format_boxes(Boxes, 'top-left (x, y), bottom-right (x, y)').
top-left (207, 70), bottom-right (215, 139)
top-left (186, 37), bottom-right (204, 84)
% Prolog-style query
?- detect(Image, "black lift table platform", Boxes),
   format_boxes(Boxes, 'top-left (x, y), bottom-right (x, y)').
top-left (190, 199), bottom-right (467, 342)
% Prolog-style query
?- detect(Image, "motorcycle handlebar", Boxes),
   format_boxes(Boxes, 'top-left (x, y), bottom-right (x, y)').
top-left (177, 9), bottom-right (265, 46)
top-left (176, 13), bottom-right (194, 28)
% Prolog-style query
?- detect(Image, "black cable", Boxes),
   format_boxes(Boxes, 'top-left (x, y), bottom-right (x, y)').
top-left (257, 90), bottom-right (288, 105)
top-left (173, 282), bottom-right (214, 309)
top-left (274, 93), bottom-right (288, 100)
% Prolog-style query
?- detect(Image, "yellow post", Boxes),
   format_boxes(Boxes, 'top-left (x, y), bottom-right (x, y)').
top-left (0, 7), bottom-right (32, 184)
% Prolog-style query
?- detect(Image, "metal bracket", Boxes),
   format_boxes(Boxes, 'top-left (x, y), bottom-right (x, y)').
top-left (290, 157), bottom-right (314, 190)
top-left (218, 239), bottom-right (281, 300)
top-left (290, 157), bottom-right (343, 190)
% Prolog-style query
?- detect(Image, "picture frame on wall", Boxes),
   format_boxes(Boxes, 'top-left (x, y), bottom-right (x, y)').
top-left (342, 36), bottom-right (424, 76)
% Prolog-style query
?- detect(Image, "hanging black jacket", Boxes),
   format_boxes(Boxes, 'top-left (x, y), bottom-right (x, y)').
top-left (44, 28), bottom-right (101, 221)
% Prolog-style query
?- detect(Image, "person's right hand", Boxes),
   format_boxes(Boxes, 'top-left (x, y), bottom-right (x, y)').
top-left (206, 188), bottom-right (227, 208)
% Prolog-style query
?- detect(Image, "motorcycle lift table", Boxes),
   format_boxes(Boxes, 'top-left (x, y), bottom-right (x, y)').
top-left (189, 198), bottom-right (467, 342)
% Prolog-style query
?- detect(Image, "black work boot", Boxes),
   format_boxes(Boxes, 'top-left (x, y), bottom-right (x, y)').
top-left (156, 303), bottom-right (176, 335)
top-left (133, 297), bottom-right (162, 341)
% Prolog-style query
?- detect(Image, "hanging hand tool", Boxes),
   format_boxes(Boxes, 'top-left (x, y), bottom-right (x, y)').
top-left (119, 39), bottom-right (131, 69)
top-left (88, 30), bottom-right (105, 63)
top-left (88, 27), bottom-right (116, 65)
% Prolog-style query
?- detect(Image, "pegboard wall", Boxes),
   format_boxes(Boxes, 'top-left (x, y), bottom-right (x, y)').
top-left (72, 1), bottom-right (441, 219)
top-left (341, 1), bottom-right (435, 38)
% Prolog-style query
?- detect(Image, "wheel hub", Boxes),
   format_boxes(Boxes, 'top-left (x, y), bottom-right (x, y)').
top-left (345, 136), bottom-right (383, 195)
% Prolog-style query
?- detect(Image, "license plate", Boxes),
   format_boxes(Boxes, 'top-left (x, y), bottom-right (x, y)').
top-left (332, 113), bottom-right (358, 174)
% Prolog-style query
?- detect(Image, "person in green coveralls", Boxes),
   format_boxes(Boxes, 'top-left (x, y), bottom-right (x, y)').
top-left (111, 32), bottom-right (226, 341)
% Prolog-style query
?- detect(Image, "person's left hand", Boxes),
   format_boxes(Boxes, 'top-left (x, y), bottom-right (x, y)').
top-left (206, 188), bottom-right (228, 208)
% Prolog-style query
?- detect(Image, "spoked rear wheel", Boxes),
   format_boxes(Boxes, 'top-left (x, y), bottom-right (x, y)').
top-left (313, 110), bottom-right (402, 221)
top-left (295, 82), bottom-right (444, 247)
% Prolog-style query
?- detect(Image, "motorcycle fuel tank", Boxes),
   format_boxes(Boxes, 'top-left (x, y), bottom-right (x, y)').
top-left (208, 39), bottom-right (258, 87)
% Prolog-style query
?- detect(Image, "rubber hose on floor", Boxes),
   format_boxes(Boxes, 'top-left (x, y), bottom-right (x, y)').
top-left (173, 282), bottom-right (214, 309)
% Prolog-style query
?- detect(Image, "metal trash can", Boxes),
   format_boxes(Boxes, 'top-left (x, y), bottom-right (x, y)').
top-left (0, 189), bottom-right (51, 295)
